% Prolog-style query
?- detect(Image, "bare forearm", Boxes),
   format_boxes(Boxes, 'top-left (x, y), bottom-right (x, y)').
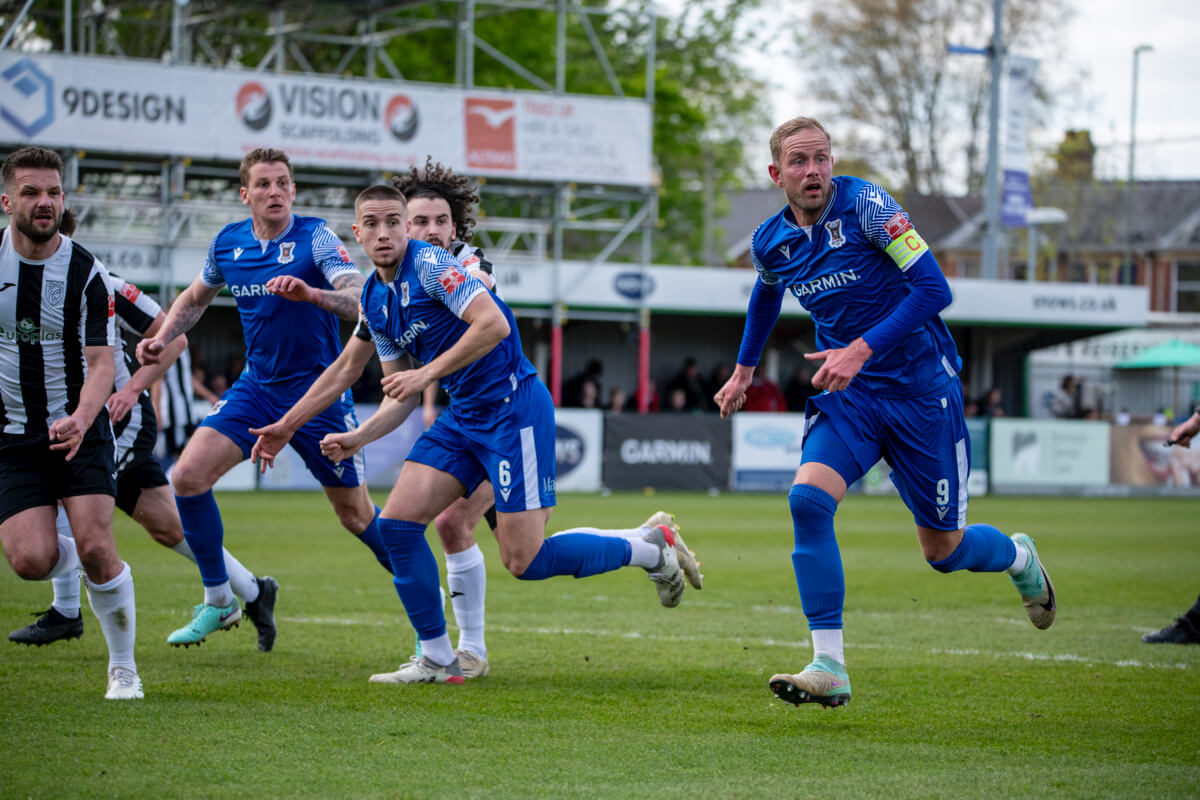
top-left (76, 354), bottom-right (115, 428)
top-left (126, 335), bottom-right (187, 396)
top-left (279, 342), bottom-right (372, 431)
top-left (354, 394), bottom-right (420, 447)
top-left (308, 286), bottom-right (362, 321)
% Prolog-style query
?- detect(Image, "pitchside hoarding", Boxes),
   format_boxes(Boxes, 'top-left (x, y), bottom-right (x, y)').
top-left (731, 412), bottom-right (806, 491)
top-left (0, 53), bottom-right (652, 186)
top-left (989, 418), bottom-right (1110, 491)
top-left (554, 409), bottom-right (602, 492)
top-left (602, 414), bottom-right (731, 492)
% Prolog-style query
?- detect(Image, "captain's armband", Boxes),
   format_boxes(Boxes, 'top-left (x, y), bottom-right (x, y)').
top-left (884, 229), bottom-right (930, 270)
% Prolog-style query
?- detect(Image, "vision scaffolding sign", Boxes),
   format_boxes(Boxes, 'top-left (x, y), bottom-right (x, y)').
top-left (0, 53), bottom-right (652, 186)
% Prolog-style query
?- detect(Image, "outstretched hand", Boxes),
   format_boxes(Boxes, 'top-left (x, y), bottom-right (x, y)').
top-left (249, 421), bottom-right (294, 473)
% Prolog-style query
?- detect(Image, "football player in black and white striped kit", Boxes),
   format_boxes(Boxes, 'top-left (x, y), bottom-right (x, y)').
top-left (0, 146), bottom-right (141, 699)
top-left (9, 241), bottom-right (278, 653)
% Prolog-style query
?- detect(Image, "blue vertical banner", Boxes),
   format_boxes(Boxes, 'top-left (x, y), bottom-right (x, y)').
top-left (1001, 54), bottom-right (1039, 227)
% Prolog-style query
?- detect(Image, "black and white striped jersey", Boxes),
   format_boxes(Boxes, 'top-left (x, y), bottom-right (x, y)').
top-left (108, 274), bottom-right (161, 466)
top-left (159, 332), bottom-right (197, 453)
top-left (0, 229), bottom-right (115, 436)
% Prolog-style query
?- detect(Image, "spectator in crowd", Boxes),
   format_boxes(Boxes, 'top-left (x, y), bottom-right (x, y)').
top-left (1050, 375), bottom-right (1078, 418)
top-left (564, 358), bottom-right (604, 408)
top-left (626, 379), bottom-right (660, 413)
top-left (665, 357), bottom-right (708, 411)
top-left (664, 387), bottom-right (691, 413)
top-left (608, 387), bottom-right (626, 414)
top-left (980, 387), bottom-right (1006, 417)
top-left (578, 378), bottom-right (600, 409)
top-left (784, 365), bottom-right (817, 412)
top-left (742, 367), bottom-right (787, 412)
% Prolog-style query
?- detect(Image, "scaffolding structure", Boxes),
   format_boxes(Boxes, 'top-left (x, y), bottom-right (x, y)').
top-left (1, 0), bottom-right (660, 405)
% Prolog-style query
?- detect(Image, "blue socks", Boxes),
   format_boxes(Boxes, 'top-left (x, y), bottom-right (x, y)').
top-left (376, 518), bottom-right (446, 640)
top-left (357, 506), bottom-right (394, 575)
top-left (929, 523), bottom-right (1016, 573)
top-left (789, 484), bottom-right (844, 630)
top-left (518, 534), bottom-right (631, 580)
top-left (175, 490), bottom-right (228, 587)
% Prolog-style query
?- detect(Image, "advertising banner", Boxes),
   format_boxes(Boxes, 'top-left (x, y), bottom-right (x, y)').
top-left (603, 414), bottom-right (731, 492)
top-left (1110, 424), bottom-right (1200, 488)
top-left (0, 53), bottom-right (652, 186)
top-left (730, 412), bottom-right (806, 492)
top-left (1001, 54), bottom-right (1038, 227)
top-left (554, 409), bottom-right (603, 492)
top-left (989, 418), bottom-right (1110, 491)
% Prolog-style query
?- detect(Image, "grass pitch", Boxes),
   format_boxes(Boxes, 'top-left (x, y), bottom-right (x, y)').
top-left (2, 491), bottom-right (1198, 799)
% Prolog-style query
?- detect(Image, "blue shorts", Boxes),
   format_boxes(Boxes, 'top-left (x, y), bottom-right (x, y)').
top-left (406, 375), bottom-right (556, 513)
top-left (800, 379), bottom-right (969, 530)
top-left (200, 372), bottom-right (364, 488)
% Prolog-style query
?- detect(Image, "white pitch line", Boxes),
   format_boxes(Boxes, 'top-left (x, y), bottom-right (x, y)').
top-left (280, 616), bottom-right (1196, 671)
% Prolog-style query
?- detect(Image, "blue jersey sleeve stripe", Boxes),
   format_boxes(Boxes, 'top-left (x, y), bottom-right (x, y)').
top-left (311, 225), bottom-right (360, 283)
top-left (201, 232), bottom-right (224, 287)
top-left (854, 184), bottom-right (906, 252)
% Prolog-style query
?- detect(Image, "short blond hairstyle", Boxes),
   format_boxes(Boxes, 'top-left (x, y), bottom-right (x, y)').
top-left (769, 117), bottom-right (831, 164)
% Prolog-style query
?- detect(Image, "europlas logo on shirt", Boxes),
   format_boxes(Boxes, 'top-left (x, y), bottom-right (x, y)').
top-left (0, 58), bottom-right (55, 138)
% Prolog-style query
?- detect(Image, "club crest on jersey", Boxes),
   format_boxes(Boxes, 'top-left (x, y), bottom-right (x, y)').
top-left (825, 219), bottom-right (846, 249)
top-left (44, 279), bottom-right (65, 306)
top-left (439, 267), bottom-right (467, 295)
top-left (400, 281), bottom-right (410, 307)
top-left (277, 242), bottom-right (295, 264)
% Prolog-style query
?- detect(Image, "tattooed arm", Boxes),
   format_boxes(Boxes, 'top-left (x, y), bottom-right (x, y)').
top-left (264, 270), bottom-right (365, 321)
top-left (136, 273), bottom-right (221, 366)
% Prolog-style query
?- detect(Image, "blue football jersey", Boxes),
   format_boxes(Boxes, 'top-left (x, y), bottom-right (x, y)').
top-left (201, 215), bottom-right (361, 394)
top-left (750, 175), bottom-right (961, 395)
top-left (361, 239), bottom-right (535, 414)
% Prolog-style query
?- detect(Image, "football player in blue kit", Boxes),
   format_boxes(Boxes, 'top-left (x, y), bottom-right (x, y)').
top-left (714, 117), bottom-right (1056, 709)
top-left (137, 148), bottom-right (394, 648)
top-left (312, 183), bottom-right (703, 684)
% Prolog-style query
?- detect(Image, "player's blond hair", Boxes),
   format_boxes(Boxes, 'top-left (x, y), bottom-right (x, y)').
top-left (769, 117), bottom-right (832, 164)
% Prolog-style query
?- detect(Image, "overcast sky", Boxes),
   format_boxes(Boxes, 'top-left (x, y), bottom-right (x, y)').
top-left (733, 0), bottom-right (1200, 187)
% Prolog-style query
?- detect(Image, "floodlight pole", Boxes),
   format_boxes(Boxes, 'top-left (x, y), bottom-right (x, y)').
top-left (1124, 44), bottom-right (1153, 279)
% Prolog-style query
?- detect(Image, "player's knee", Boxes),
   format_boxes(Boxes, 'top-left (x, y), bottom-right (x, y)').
top-left (8, 549), bottom-right (54, 581)
top-left (434, 511), bottom-right (475, 552)
top-left (504, 551), bottom-right (532, 578)
top-left (72, 535), bottom-right (114, 574)
top-left (169, 460), bottom-right (213, 497)
top-left (788, 483), bottom-right (838, 531)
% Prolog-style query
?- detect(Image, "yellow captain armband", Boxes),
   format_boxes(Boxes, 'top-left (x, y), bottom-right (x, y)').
top-left (884, 229), bottom-right (929, 270)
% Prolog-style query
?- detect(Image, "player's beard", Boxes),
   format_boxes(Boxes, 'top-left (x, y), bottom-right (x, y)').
top-left (422, 234), bottom-right (446, 250)
top-left (15, 207), bottom-right (61, 244)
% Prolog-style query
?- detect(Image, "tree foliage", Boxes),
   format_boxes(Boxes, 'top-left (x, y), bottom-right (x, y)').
top-left (796, 0), bottom-right (1072, 194)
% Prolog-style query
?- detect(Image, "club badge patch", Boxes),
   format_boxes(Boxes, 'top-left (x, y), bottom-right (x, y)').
top-left (277, 242), bottom-right (295, 264)
top-left (825, 219), bottom-right (845, 249)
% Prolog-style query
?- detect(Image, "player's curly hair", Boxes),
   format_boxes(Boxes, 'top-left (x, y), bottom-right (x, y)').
top-left (391, 156), bottom-right (480, 243)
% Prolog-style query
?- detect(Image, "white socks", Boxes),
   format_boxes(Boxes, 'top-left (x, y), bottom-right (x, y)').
top-left (171, 540), bottom-right (259, 603)
top-left (812, 629), bottom-right (845, 666)
top-left (419, 633), bottom-right (456, 666)
top-left (49, 533), bottom-right (82, 618)
top-left (445, 544), bottom-right (486, 658)
top-left (84, 562), bottom-right (137, 672)
top-left (1006, 543), bottom-right (1030, 576)
top-left (203, 582), bottom-right (235, 608)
